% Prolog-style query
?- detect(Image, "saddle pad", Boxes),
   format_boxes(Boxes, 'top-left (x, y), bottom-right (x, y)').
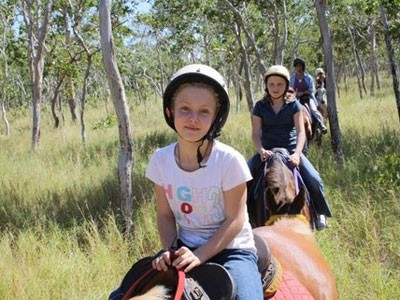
top-left (268, 271), bottom-right (314, 300)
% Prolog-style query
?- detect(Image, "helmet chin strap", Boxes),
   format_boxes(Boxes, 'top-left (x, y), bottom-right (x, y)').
top-left (196, 139), bottom-right (207, 168)
top-left (176, 133), bottom-right (210, 169)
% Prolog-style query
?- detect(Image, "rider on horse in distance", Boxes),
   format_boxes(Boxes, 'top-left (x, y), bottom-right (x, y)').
top-left (315, 67), bottom-right (326, 90)
top-left (248, 64), bottom-right (333, 230)
top-left (290, 58), bottom-right (328, 135)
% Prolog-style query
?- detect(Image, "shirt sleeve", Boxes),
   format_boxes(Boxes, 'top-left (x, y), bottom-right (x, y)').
top-left (145, 150), bottom-right (163, 186)
top-left (222, 151), bottom-right (252, 191)
top-left (253, 101), bottom-right (262, 118)
top-left (293, 100), bottom-right (302, 114)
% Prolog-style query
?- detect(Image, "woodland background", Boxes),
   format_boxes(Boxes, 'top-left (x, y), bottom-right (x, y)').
top-left (0, 1), bottom-right (400, 299)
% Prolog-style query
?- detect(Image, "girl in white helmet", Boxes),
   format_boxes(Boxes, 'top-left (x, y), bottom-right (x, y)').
top-left (146, 64), bottom-right (263, 299)
top-left (248, 65), bottom-right (332, 230)
top-left (315, 67), bottom-right (326, 89)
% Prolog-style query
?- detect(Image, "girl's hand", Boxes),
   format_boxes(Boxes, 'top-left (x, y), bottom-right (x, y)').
top-left (152, 250), bottom-right (172, 272)
top-left (172, 246), bottom-right (201, 273)
top-left (289, 152), bottom-right (301, 167)
top-left (259, 149), bottom-right (273, 161)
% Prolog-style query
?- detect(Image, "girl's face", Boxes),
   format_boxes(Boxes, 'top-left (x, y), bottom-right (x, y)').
top-left (295, 64), bottom-right (304, 73)
top-left (172, 84), bottom-right (218, 142)
top-left (267, 76), bottom-right (287, 99)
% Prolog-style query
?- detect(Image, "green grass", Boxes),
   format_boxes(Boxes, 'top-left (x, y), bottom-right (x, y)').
top-left (0, 85), bottom-right (399, 299)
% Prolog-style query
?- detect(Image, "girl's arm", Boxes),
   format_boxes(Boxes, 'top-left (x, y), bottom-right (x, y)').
top-left (172, 183), bottom-right (248, 272)
top-left (154, 183), bottom-right (177, 248)
top-left (251, 115), bottom-right (272, 160)
top-left (290, 110), bottom-right (306, 166)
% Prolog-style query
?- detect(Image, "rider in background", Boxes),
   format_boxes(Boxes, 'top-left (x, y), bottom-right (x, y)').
top-left (315, 67), bottom-right (326, 89)
top-left (290, 58), bottom-right (327, 134)
top-left (248, 65), bottom-right (332, 230)
top-left (146, 64), bottom-right (263, 299)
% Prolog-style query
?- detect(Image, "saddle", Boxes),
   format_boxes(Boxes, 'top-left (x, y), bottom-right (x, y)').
top-left (109, 249), bottom-right (236, 300)
top-left (254, 231), bottom-right (282, 298)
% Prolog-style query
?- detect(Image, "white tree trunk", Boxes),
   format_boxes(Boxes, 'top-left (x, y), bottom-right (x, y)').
top-left (314, 0), bottom-right (344, 164)
top-left (99, 0), bottom-right (134, 231)
top-left (1, 100), bottom-right (10, 135)
top-left (22, 0), bottom-right (53, 150)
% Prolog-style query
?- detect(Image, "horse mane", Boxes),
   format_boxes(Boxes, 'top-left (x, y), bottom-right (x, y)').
top-left (265, 155), bottom-right (294, 190)
top-left (264, 150), bottom-right (310, 223)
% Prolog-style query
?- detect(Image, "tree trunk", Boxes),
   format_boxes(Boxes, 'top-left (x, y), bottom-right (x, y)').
top-left (99, 0), bottom-right (134, 232)
top-left (232, 21), bottom-right (254, 113)
top-left (347, 26), bottom-right (364, 99)
top-left (381, 5), bottom-right (400, 123)
top-left (1, 100), bottom-right (10, 136)
top-left (1, 22), bottom-right (10, 136)
top-left (50, 79), bottom-right (63, 128)
top-left (268, 0), bottom-right (288, 64)
top-left (22, 0), bottom-right (53, 151)
top-left (314, 0), bottom-right (344, 164)
top-left (64, 7), bottom-right (78, 122)
top-left (368, 20), bottom-right (381, 96)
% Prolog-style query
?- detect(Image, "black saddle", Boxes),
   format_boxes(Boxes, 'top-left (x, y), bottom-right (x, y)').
top-left (109, 249), bottom-right (236, 300)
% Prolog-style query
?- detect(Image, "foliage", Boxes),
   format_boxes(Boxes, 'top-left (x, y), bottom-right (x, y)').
top-left (92, 115), bottom-right (118, 130)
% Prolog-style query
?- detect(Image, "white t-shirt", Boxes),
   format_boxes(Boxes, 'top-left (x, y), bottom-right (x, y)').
top-left (146, 140), bottom-right (256, 252)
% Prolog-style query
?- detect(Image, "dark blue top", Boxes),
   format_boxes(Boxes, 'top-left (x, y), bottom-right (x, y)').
top-left (253, 98), bottom-right (302, 153)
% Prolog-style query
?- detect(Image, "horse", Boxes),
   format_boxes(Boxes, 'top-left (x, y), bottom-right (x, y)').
top-left (251, 148), bottom-right (337, 300)
top-left (299, 94), bottom-right (325, 147)
top-left (316, 86), bottom-right (328, 120)
top-left (126, 149), bottom-right (337, 299)
top-left (247, 148), bottom-right (315, 229)
top-left (287, 87), bottom-right (313, 152)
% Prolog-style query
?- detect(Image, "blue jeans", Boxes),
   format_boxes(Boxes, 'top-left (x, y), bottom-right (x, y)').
top-left (299, 153), bottom-right (332, 217)
top-left (209, 249), bottom-right (263, 300)
top-left (248, 152), bottom-right (332, 217)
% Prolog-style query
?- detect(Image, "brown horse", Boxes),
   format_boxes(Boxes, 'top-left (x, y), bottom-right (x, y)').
top-left (254, 148), bottom-right (337, 300)
top-left (132, 149), bottom-right (337, 299)
top-left (288, 87), bottom-right (312, 140)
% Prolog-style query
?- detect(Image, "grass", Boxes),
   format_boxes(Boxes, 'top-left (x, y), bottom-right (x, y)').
top-left (0, 84), bottom-right (399, 299)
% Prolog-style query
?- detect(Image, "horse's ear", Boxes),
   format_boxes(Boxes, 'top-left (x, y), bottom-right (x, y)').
top-left (290, 187), bottom-right (307, 214)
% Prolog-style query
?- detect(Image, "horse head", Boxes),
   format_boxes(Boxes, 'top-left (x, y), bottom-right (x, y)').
top-left (316, 87), bottom-right (328, 120)
top-left (264, 149), bottom-right (309, 224)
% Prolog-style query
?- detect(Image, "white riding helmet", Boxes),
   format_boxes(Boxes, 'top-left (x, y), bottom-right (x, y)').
top-left (264, 65), bottom-right (290, 86)
top-left (315, 68), bottom-right (325, 75)
top-left (163, 64), bottom-right (230, 140)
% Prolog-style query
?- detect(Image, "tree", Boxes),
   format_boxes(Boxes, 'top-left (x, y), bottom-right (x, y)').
top-left (381, 4), bottom-right (400, 123)
top-left (21, 0), bottom-right (53, 150)
top-left (99, 0), bottom-right (134, 232)
top-left (0, 4), bottom-right (12, 135)
top-left (314, 0), bottom-right (344, 164)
